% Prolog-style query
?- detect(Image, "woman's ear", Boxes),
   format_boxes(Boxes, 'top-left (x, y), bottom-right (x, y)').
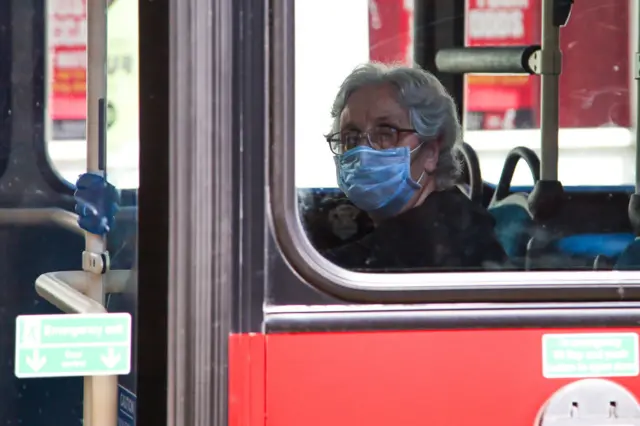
top-left (421, 138), bottom-right (441, 173)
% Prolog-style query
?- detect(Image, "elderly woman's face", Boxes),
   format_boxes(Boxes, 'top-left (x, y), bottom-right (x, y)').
top-left (333, 82), bottom-right (441, 218)
top-left (339, 83), bottom-right (439, 178)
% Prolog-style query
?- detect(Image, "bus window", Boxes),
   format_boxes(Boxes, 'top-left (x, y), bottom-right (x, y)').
top-left (0, 0), bottom-right (143, 424)
top-left (462, 0), bottom-right (633, 186)
top-left (45, 0), bottom-right (139, 189)
top-left (287, 0), bottom-right (640, 278)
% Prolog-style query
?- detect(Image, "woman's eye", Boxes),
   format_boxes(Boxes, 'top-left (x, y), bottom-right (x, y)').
top-left (375, 129), bottom-right (395, 140)
top-left (344, 134), bottom-right (359, 146)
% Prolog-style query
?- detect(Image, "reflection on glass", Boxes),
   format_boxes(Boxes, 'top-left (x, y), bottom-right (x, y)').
top-left (294, 0), bottom-right (639, 273)
top-left (46, 0), bottom-right (139, 189)
top-left (463, 0), bottom-right (632, 186)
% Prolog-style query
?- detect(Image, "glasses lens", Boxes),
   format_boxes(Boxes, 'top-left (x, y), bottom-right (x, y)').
top-left (340, 131), bottom-right (362, 152)
top-left (327, 134), bottom-right (343, 154)
top-left (369, 127), bottom-right (397, 149)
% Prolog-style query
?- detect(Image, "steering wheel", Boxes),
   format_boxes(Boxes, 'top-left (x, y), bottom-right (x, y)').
top-left (490, 146), bottom-right (540, 206)
top-left (458, 142), bottom-right (483, 204)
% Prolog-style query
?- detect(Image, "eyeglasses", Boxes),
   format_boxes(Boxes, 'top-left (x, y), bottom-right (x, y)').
top-left (325, 125), bottom-right (418, 155)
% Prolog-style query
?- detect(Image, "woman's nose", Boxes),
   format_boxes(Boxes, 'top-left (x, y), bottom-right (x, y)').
top-left (356, 132), bottom-right (372, 147)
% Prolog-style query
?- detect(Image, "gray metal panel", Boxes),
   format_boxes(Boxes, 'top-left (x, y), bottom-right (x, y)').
top-left (231, 0), bottom-right (268, 333)
top-left (167, 0), bottom-right (234, 425)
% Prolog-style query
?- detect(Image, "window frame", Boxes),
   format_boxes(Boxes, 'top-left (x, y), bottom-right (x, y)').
top-left (268, 0), bottom-right (640, 304)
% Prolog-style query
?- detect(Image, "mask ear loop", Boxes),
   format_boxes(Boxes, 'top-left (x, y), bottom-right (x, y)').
top-left (410, 139), bottom-right (440, 211)
top-left (409, 141), bottom-right (430, 187)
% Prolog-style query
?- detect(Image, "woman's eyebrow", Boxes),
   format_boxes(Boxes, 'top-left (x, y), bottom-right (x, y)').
top-left (340, 114), bottom-right (403, 131)
top-left (373, 115), bottom-right (401, 125)
top-left (339, 121), bottom-right (359, 132)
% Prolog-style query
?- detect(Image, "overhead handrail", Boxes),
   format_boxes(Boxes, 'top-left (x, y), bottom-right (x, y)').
top-left (0, 208), bottom-right (83, 235)
top-left (435, 45), bottom-right (541, 75)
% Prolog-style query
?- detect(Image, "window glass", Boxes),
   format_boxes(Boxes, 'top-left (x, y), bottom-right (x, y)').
top-left (463, 0), bottom-right (634, 186)
top-left (294, 0), bottom-right (637, 273)
top-left (295, 0), bottom-right (370, 189)
top-left (2, 0), bottom-right (140, 424)
top-left (46, 0), bottom-right (139, 189)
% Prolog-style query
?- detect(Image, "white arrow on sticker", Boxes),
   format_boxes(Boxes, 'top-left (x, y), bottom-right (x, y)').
top-left (101, 347), bottom-right (121, 369)
top-left (26, 349), bottom-right (47, 372)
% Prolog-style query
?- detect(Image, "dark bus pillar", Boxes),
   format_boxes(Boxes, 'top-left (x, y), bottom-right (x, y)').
top-left (413, 0), bottom-right (466, 123)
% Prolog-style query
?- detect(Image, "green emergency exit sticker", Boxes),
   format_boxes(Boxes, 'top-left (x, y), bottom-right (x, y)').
top-left (542, 333), bottom-right (639, 379)
top-left (14, 313), bottom-right (132, 379)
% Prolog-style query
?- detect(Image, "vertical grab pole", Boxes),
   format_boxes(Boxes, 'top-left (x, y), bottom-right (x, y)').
top-left (539, 0), bottom-right (562, 181)
top-left (86, 1), bottom-right (116, 426)
top-left (635, 0), bottom-right (640, 191)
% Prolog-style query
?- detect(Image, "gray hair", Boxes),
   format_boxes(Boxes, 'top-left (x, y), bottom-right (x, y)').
top-left (330, 62), bottom-right (462, 190)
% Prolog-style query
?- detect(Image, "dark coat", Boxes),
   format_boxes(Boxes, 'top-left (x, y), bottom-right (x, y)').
top-left (320, 188), bottom-right (508, 272)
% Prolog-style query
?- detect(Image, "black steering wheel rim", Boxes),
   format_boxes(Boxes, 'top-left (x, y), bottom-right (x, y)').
top-left (491, 146), bottom-right (541, 205)
top-left (458, 142), bottom-right (483, 204)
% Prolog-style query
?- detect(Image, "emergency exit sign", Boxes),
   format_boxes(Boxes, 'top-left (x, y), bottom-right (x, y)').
top-left (15, 313), bottom-right (132, 378)
top-left (542, 333), bottom-right (639, 379)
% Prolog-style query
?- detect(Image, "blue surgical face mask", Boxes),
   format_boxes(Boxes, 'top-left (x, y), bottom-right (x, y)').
top-left (334, 145), bottom-right (424, 218)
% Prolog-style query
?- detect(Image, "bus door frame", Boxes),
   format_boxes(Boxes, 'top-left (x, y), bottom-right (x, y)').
top-left (162, 0), bottom-right (245, 425)
top-left (137, 0), bottom-right (169, 425)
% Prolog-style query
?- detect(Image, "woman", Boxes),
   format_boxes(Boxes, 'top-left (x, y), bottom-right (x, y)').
top-left (320, 63), bottom-right (507, 272)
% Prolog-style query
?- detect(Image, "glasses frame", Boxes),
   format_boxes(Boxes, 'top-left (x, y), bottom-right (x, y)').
top-left (325, 125), bottom-right (418, 155)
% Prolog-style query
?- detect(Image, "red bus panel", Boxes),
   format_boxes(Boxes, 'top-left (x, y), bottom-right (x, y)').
top-left (230, 327), bottom-right (640, 426)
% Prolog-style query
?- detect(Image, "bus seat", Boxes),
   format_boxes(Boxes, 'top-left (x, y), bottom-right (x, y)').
top-left (614, 237), bottom-right (640, 270)
top-left (526, 232), bottom-right (634, 270)
top-left (555, 233), bottom-right (635, 259)
top-left (486, 147), bottom-right (542, 261)
top-left (488, 202), bottom-right (534, 258)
